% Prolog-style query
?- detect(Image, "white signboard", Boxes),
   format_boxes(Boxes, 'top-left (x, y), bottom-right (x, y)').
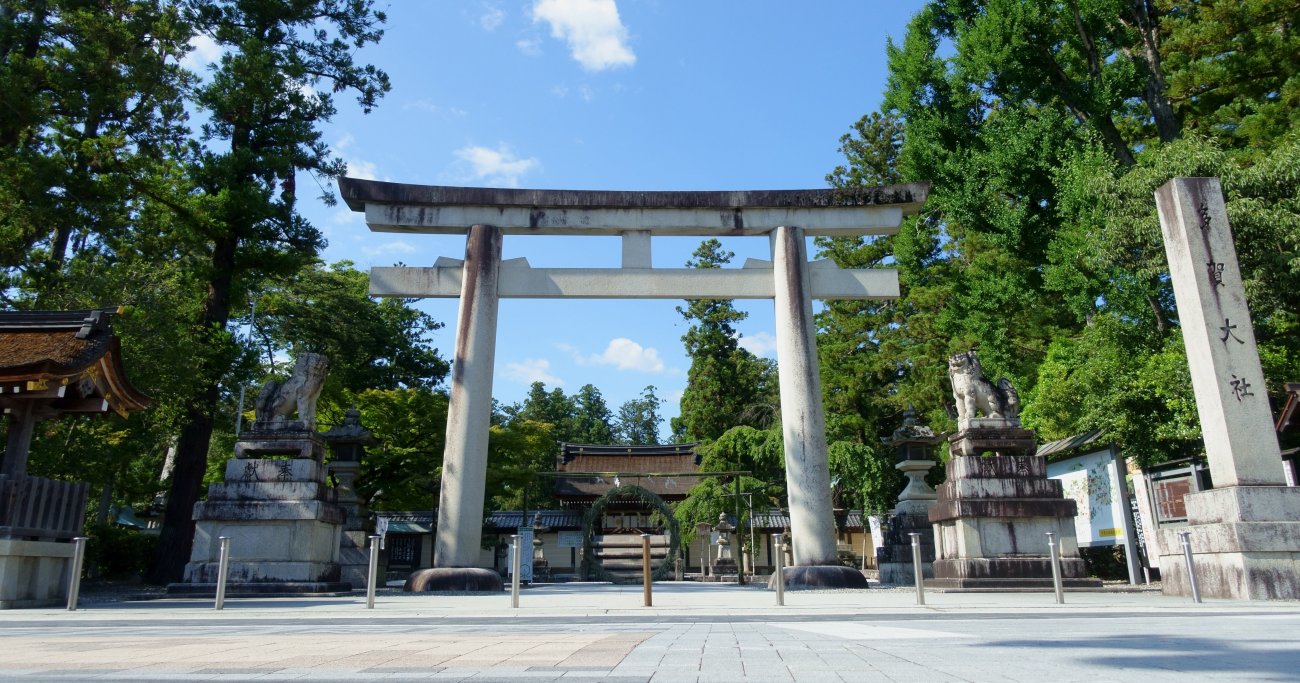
top-left (867, 515), bottom-right (885, 551)
top-left (557, 530), bottom-right (583, 548)
top-left (1047, 448), bottom-right (1126, 547)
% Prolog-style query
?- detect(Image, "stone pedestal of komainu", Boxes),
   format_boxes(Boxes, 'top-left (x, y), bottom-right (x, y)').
top-left (927, 350), bottom-right (1100, 590)
top-left (169, 352), bottom-right (347, 596)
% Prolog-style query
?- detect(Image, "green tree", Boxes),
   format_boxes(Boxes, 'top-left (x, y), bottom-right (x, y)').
top-left (503, 382), bottom-right (575, 435)
top-left (350, 387), bottom-right (448, 511)
top-left (569, 383), bottom-right (615, 445)
top-left (616, 385), bottom-right (665, 445)
top-left (149, 0), bottom-right (391, 584)
top-left (0, 0), bottom-right (191, 294)
top-left (247, 260), bottom-right (449, 396)
top-left (817, 112), bottom-right (914, 446)
top-left (485, 419), bottom-right (556, 514)
top-left (672, 239), bottom-right (777, 442)
top-left (673, 425), bottom-right (783, 551)
top-left (1162, 0), bottom-right (1300, 152)
top-left (829, 0), bottom-right (1300, 472)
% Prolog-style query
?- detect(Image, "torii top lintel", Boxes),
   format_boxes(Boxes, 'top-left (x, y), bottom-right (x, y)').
top-left (339, 178), bottom-right (930, 237)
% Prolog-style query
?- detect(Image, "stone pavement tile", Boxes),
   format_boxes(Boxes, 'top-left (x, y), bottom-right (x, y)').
top-left (194, 667), bottom-right (280, 674)
top-left (741, 664), bottom-right (794, 683)
top-left (648, 673), bottom-right (697, 683)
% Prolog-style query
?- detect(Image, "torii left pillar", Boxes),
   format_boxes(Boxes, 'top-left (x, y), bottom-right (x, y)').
top-left (419, 224), bottom-right (506, 591)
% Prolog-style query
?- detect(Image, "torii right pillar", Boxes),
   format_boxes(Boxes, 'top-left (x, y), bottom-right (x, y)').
top-left (1155, 177), bottom-right (1300, 600)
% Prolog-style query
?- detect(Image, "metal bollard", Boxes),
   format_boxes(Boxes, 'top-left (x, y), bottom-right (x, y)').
top-left (641, 533), bottom-right (652, 607)
top-left (1046, 532), bottom-right (1065, 604)
top-left (66, 536), bottom-right (87, 611)
top-left (1179, 530), bottom-right (1202, 603)
top-left (1046, 532), bottom-right (1064, 604)
top-left (366, 534), bottom-right (381, 609)
top-left (773, 533), bottom-right (785, 607)
top-left (214, 536), bottom-right (231, 610)
top-left (510, 534), bottom-right (522, 608)
top-left (909, 533), bottom-right (925, 606)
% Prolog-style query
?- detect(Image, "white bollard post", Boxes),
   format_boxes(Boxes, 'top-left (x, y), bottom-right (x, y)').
top-left (66, 536), bottom-right (87, 611)
top-left (1046, 532), bottom-right (1064, 604)
top-left (773, 533), bottom-right (785, 607)
top-left (909, 533), bottom-right (925, 606)
top-left (214, 536), bottom-right (231, 610)
top-left (510, 534), bottom-right (522, 609)
top-left (1179, 530), bottom-right (1202, 603)
top-left (366, 534), bottom-right (381, 609)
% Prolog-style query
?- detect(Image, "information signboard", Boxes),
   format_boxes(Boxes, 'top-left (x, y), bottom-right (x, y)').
top-left (1046, 448), bottom-right (1127, 547)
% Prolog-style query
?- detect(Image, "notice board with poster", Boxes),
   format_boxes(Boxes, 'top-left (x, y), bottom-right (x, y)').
top-left (1046, 448), bottom-right (1129, 547)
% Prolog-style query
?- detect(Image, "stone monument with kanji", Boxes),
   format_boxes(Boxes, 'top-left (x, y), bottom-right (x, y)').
top-left (1154, 177), bottom-right (1300, 600)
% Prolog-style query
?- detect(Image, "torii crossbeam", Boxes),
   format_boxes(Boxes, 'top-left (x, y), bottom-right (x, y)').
top-left (340, 178), bottom-right (929, 585)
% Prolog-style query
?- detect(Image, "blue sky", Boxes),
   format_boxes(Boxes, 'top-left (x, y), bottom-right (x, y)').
top-left (282, 1), bottom-right (926, 436)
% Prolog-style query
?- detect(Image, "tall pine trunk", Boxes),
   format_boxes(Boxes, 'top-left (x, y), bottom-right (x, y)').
top-left (147, 234), bottom-right (237, 584)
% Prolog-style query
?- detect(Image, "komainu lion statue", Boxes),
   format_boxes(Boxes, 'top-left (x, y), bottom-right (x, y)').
top-left (254, 352), bottom-right (329, 429)
top-left (948, 350), bottom-right (1020, 426)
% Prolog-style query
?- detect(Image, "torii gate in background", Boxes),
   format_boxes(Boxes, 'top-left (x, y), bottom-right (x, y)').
top-left (339, 178), bottom-right (928, 588)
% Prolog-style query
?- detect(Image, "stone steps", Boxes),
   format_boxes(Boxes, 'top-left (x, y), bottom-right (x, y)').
top-left (591, 533), bottom-right (670, 576)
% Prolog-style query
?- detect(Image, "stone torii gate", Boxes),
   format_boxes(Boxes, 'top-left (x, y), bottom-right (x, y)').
top-left (339, 179), bottom-right (928, 588)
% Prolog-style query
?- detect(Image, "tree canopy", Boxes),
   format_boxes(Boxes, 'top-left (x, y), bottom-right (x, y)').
top-left (818, 0), bottom-right (1300, 485)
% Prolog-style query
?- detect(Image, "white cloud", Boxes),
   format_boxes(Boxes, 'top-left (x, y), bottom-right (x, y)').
top-left (453, 144), bottom-right (539, 187)
top-left (516, 37), bottom-right (543, 56)
top-left (577, 338), bottom-right (665, 373)
top-left (402, 99), bottom-right (468, 117)
top-left (182, 33), bottom-right (222, 70)
top-left (334, 133), bottom-right (380, 181)
top-left (739, 331), bottom-right (778, 357)
top-left (532, 0), bottom-right (635, 71)
top-left (363, 240), bottom-right (417, 257)
top-left (480, 5), bottom-right (506, 30)
top-left (346, 158), bottom-right (378, 181)
top-left (505, 358), bottom-right (564, 386)
top-left (331, 207), bottom-right (362, 225)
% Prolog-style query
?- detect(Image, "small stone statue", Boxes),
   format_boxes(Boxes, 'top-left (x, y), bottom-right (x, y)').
top-left (254, 352), bottom-right (329, 429)
top-left (948, 350), bottom-right (1020, 427)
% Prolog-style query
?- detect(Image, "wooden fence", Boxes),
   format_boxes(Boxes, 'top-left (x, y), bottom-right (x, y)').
top-left (0, 474), bottom-right (88, 541)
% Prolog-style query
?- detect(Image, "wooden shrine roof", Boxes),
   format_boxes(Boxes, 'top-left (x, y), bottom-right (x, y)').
top-left (0, 309), bottom-right (150, 417)
top-left (554, 442), bottom-right (703, 501)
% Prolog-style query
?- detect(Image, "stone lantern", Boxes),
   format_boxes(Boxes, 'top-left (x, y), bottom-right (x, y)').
top-left (891, 408), bottom-right (943, 516)
top-left (530, 511), bottom-right (551, 582)
top-left (712, 512), bottom-right (738, 578)
top-left (322, 407), bottom-right (376, 588)
top-left (876, 408), bottom-right (942, 585)
top-left (322, 407), bottom-right (375, 531)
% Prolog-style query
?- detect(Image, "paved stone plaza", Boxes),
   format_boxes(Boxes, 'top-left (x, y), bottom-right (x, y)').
top-left (1, 583), bottom-right (1298, 681)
